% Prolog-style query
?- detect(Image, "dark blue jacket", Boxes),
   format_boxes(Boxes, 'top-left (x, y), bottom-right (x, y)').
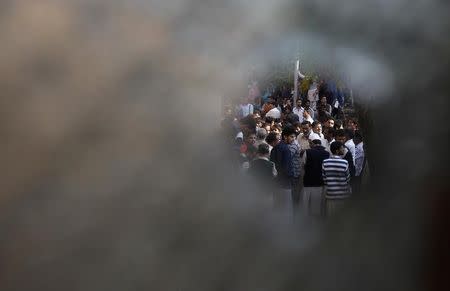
top-left (304, 146), bottom-right (330, 187)
top-left (270, 141), bottom-right (294, 189)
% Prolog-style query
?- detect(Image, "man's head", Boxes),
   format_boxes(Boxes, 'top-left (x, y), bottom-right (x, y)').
top-left (312, 121), bottom-right (322, 134)
top-left (323, 126), bottom-right (335, 142)
top-left (293, 121), bottom-right (302, 135)
top-left (345, 128), bottom-right (355, 141)
top-left (301, 121), bottom-right (311, 137)
top-left (256, 128), bottom-right (268, 141)
top-left (311, 139), bottom-right (322, 147)
top-left (304, 100), bottom-right (311, 109)
top-left (256, 143), bottom-right (270, 158)
top-left (346, 119), bottom-right (358, 131)
top-left (271, 123), bottom-right (282, 134)
top-left (330, 141), bottom-right (345, 156)
top-left (284, 105), bottom-right (292, 114)
top-left (265, 132), bottom-right (280, 147)
top-left (296, 99), bottom-right (302, 108)
top-left (255, 119), bottom-right (263, 128)
top-left (244, 130), bottom-right (257, 146)
top-left (325, 118), bottom-right (335, 128)
top-left (335, 129), bottom-right (347, 144)
top-left (265, 116), bottom-right (274, 125)
top-left (317, 104), bottom-right (326, 114)
top-left (334, 119), bottom-right (344, 130)
top-left (320, 96), bottom-right (327, 105)
top-left (282, 126), bottom-right (297, 144)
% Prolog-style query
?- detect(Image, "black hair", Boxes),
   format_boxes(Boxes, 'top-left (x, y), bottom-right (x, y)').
top-left (347, 118), bottom-right (358, 126)
top-left (311, 121), bottom-right (320, 128)
top-left (344, 128), bottom-right (355, 140)
top-left (293, 121), bottom-right (302, 128)
top-left (324, 127), bottom-right (335, 137)
top-left (311, 139), bottom-right (322, 146)
top-left (334, 119), bottom-right (343, 129)
top-left (283, 105), bottom-right (292, 113)
top-left (256, 128), bottom-right (268, 140)
top-left (282, 126), bottom-right (297, 138)
top-left (265, 132), bottom-right (278, 144)
top-left (301, 120), bottom-right (311, 126)
top-left (330, 141), bottom-right (344, 155)
top-left (265, 116), bottom-right (274, 123)
top-left (335, 129), bottom-right (346, 138)
top-left (257, 143), bottom-right (270, 155)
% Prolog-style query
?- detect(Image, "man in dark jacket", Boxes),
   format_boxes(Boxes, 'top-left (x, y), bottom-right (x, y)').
top-left (270, 126), bottom-right (296, 213)
top-left (249, 143), bottom-right (277, 197)
top-left (302, 139), bottom-right (330, 216)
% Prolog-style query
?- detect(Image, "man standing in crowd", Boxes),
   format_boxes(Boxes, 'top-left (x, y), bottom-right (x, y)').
top-left (344, 129), bottom-right (356, 166)
top-left (287, 126), bottom-right (302, 213)
top-left (250, 143), bottom-right (277, 180)
top-left (284, 105), bottom-right (300, 125)
top-left (237, 96), bottom-right (254, 119)
top-left (317, 104), bottom-right (332, 124)
top-left (270, 126), bottom-right (296, 215)
top-left (353, 131), bottom-right (365, 195)
top-left (297, 121), bottom-right (312, 152)
top-left (265, 132), bottom-right (280, 153)
top-left (319, 96), bottom-right (332, 115)
top-left (322, 126), bottom-right (335, 154)
top-left (293, 99), bottom-right (304, 122)
top-left (309, 121), bottom-right (324, 141)
top-left (324, 117), bottom-right (335, 129)
top-left (335, 129), bottom-right (356, 177)
top-left (248, 143), bottom-right (278, 197)
top-left (322, 141), bottom-right (351, 216)
top-left (262, 99), bottom-right (276, 116)
top-left (303, 139), bottom-right (330, 216)
top-left (303, 100), bottom-right (315, 122)
top-left (346, 118), bottom-right (358, 132)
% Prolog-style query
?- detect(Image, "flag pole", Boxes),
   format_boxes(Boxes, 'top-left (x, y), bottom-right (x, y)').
top-left (293, 40), bottom-right (300, 104)
top-left (293, 59), bottom-right (299, 105)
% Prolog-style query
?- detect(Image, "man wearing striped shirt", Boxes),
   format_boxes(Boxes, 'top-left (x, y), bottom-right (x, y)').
top-left (322, 141), bottom-right (351, 216)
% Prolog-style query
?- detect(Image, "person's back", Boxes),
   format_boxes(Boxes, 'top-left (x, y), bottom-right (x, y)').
top-left (270, 140), bottom-right (292, 189)
top-left (322, 142), bottom-right (351, 216)
top-left (249, 144), bottom-right (277, 180)
top-left (322, 157), bottom-right (350, 199)
top-left (270, 127), bottom-right (297, 217)
top-left (304, 143), bottom-right (330, 188)
top-left (302, 140), bottom-right (330, 216)
top-left (249, 158), bottom-right (276, 180)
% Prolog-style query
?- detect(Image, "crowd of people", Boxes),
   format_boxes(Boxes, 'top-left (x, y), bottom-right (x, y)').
top-left (222, 80), bottom-right (367, 218)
